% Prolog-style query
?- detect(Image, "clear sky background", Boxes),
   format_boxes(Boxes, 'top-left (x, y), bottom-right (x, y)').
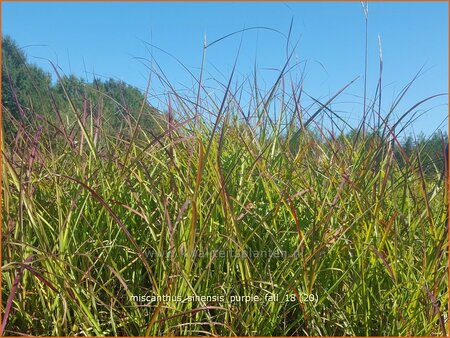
top-left (2, 2), bottom-right (448, 136)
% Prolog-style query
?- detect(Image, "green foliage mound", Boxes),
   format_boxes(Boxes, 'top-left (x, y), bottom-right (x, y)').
top-left (1, 35), bottom-right (448, 336)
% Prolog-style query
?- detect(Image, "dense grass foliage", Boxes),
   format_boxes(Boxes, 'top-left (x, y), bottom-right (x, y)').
top-left (1, 38), bottom-right (448, 336)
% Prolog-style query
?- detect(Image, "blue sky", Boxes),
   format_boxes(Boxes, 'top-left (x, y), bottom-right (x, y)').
top-left (2, 2), bottom-right (448, 135)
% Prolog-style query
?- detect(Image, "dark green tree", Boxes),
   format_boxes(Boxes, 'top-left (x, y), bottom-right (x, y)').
top-left (3, 35), bottom-right (162, 136)
top-left (2, 35), bottom-right (53, 125)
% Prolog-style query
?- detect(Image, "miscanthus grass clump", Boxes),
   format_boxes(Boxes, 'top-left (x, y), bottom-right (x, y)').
top-left (2, 51), bottom-right (448, 336)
